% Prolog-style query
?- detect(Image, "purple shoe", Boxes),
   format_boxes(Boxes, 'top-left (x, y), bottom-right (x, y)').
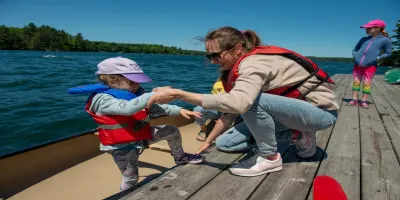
top-left (175, 153), bottom-right (205, 165)
top-left (360, 101), bottom-right (369, 109)
top-left (346, 99), bottom-right (358, 106)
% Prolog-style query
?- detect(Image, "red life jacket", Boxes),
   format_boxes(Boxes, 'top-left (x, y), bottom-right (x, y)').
top-left (223, 46), bottom-right (334, 99)
top-left (85, 95), bottom-right (152, 146)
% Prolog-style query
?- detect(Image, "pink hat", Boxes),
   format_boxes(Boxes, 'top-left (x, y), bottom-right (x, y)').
top-left (360, 20), bottom-right (386, 28)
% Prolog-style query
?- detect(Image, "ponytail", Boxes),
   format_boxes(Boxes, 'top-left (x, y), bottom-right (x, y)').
top-left (241, 30), bottom-right (262, 51)
top-left (205, 27), bottom-right (263, 53)
top-left (380, 28), bottom-right (389, 37)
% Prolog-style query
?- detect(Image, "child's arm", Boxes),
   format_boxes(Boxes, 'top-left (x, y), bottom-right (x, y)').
top-left (148, 104), bottom-right (182, 118)
top-left (149, 104), bottom-right (202, 119)
top-left (90, 92), bottom-right (155, 115)
top-left (377, 39), bottom-right (392, 60)
top-left (352, 37), bottom-right (365, 57)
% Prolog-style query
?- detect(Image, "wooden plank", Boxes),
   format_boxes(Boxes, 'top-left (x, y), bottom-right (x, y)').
top-left (331, 74), bottom-right (345, 88)
top-left (359, 94), bottom-right (400, 200)
top-left (369, 81), bottom-right (400, 163)
top-left (188, 140), bottom-right (290, 200)
top-left (248, 149), bottom-right (319, 200)
top-left (305, 75), bottom-right (351, 200)
top-left (246, 75), bottom-right (350, 200)
top-left (381, 115), bottom-right (400, 163)
top-left (375, 75), bottom-right (400, 93)
top-left (120, 146), bottom-right (244, 200)
top-left (310, 74), bottom-right (361, 200)
top-left (370, 82), bottom-right (391, 116)
top-left (373, 77), bottom-right (400, 116)
top-left (315, 75), bottom-right (349, 148)
top-left (377, 77), bottom-right (400, 101)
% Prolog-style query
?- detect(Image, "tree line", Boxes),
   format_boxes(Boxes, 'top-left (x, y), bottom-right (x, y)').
top-left (0, 23), bottom-right (204, 55)
top-left (383, 20), bottom-right (400, 66)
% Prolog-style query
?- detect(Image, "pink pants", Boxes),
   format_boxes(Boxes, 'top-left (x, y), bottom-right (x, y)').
top-left (352, 65), bottom-right (377, 94)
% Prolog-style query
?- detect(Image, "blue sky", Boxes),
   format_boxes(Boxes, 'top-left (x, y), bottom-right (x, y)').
top-left (0, 0), bottom-right (399, 57)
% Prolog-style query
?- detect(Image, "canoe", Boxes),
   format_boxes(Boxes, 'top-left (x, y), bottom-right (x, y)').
top-left (0, 115), bottom-right (204, 200)
top-left (384, 68), bottom-right (400, 84)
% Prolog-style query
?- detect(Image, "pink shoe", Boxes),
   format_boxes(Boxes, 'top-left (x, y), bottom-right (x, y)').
top-left (346, 99), bottom-right (358, 106)
top-left (360, 101), bottom-right (369, 109)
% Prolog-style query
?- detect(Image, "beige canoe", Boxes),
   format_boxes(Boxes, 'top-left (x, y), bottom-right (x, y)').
top-left (0, 115), bottom-right (208, 200)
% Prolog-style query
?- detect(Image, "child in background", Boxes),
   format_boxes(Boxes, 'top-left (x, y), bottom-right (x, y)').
top-left (68, 57), bottom-right (205, 191)
top-left (348, 19), bottom-right (392, 108)
top-left (193, 78), bottom-right (225, 141)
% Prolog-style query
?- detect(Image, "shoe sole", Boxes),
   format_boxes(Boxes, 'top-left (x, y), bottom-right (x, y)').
top-left (189, 157), bottom-right (206, 164)
top-left (176, 157), bottom-right (205, 165)
top-left (228, 166), bottom-right (283, 177)
top-left (297, 152), bottom-right (316, 158)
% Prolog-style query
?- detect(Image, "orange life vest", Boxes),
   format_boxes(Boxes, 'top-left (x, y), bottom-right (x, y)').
top-left (223, 46), bottom-right (334, 99)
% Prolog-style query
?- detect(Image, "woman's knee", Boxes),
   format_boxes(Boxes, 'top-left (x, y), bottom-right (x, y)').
top-left (321, 110), bottom-right (338, 130)
top-left (193, 106), bottom-right (205, 113)
top-left (215, 135), bottom-right (228, 149)
top-left (216, 137), bottom-right (251, 152)
top-left (215, 137), bottom-right (239, 152)
top-left (193, 106), bottom-right (209, 125)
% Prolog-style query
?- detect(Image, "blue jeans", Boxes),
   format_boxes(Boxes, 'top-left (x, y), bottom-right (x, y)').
top-left (241, 93), bottom-right (337, 157)
top-left (215, 120), bottom-right (252, 152)
top-left (215, 119), bottom-right (290, 152)
top-left (193, 106), bottom-right (221, 126)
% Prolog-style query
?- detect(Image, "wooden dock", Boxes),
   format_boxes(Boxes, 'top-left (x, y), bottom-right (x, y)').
top-left (112, 74), bottom-right (400, 200)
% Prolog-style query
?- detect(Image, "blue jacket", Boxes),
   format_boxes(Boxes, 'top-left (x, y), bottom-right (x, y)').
top-left (352, 34), bottom-right (392, 67)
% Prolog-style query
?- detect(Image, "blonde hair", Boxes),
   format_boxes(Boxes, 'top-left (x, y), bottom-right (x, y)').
top-left (98, 74), bottom-right (136, 90)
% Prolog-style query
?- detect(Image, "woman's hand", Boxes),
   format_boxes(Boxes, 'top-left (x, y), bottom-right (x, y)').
top-left (197, 141), bottom-right (213, 154)
top-left (179, 109), bottom-right (202, 119)
top-left (147, 88), bottom-right (180, 108)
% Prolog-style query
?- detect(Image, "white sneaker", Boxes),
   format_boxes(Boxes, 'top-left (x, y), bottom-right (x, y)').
top-left (228, 153), bottom-right (283, 177)
top-left (292, 131), bottom-right (316, 158)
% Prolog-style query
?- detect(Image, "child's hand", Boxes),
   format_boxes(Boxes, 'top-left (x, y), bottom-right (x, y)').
top-left (180, 109), bottom-right (202, 119)
top-left (147, 89), bottom-right (179, 108)
top-left (152, 86), bottom-right (172, 92)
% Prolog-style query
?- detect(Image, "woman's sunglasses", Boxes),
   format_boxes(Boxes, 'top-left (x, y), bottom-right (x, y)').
top-left (205, 47), bottom-right (234, 61)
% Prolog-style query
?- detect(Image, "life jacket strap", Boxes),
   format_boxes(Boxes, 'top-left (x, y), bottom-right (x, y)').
top-left (98, 123), bottom-right (129, 130)
top-left (98, 116), bottom-right (150, 131)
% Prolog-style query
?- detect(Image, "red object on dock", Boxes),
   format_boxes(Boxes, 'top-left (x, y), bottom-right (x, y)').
top-left (313, 176), bottom-right (348, 200)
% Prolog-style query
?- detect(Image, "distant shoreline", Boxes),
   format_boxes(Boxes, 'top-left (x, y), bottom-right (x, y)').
top-left (1, 49), bottom-right (355, 63)
top-left (0, 23), bottom-right (356, 62)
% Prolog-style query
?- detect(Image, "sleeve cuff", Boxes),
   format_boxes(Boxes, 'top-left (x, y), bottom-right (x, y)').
top-left (170, 105), bottom-right (182, 116)
top-left (202, 94), bottom-right (219, 110)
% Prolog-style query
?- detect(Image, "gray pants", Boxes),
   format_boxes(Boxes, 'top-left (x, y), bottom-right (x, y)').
top-left (108, 125), bottom-right (184, 191)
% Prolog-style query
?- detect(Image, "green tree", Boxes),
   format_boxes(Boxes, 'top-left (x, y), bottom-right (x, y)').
top-left (0, 26), bottom-right (11, 49)
top-left (382, 20), bottom-right (400, 66)
top-left (0, 22), bottom-right (206, 55)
